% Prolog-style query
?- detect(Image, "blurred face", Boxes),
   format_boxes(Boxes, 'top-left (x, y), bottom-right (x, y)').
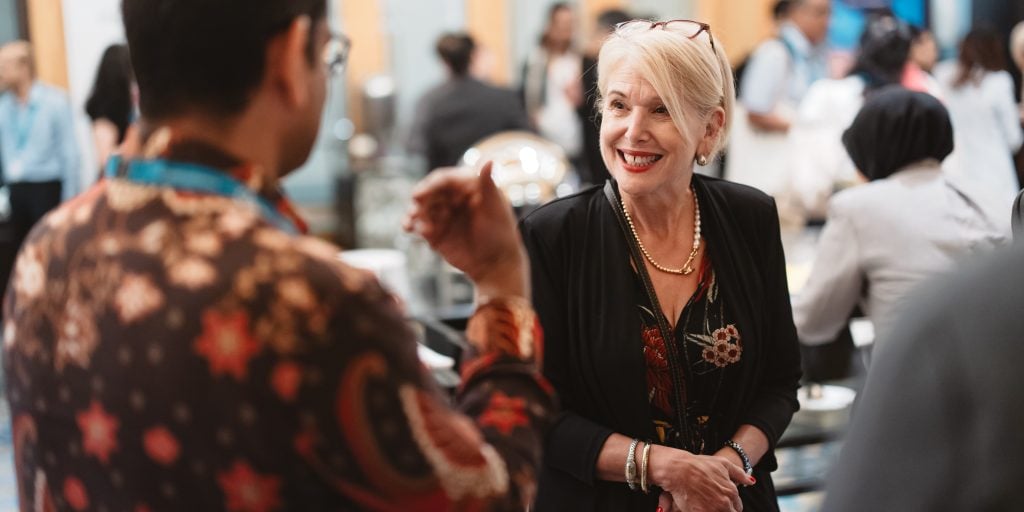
top-left (547, 8), bottom-right (575, 48)
top-left (280, 19), bottom-right (331, 176)
top-left (599, 62), bottom-right (702, 197)
top-left (910, 31), bottom-right (938, 72)
top-left (0, 48), bottom-right (30, 90)
top-left (791, 0), bottom-right (831, 45)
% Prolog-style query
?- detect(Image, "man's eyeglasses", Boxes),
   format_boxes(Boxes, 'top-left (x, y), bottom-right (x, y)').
top-left (323, 33), bottom-right (351, 76)
top-left (616, 19), bottom-right (715, 52)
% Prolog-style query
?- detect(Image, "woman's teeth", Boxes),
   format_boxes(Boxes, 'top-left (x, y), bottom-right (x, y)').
top-left (623, 153), bottom-right (660, 166)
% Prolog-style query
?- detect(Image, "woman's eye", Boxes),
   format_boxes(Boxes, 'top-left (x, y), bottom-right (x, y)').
top-left (609, 100), bottom-right (626, 110)
top-left (653, 105), bottom-right (669, 115)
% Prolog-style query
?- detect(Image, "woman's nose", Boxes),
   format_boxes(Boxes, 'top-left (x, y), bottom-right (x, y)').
top-left (624, 111), bottom-right (650, 143)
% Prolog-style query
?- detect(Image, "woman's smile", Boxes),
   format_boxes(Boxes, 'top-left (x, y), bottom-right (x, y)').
top-left (618, 149), bottom-right (664, 173)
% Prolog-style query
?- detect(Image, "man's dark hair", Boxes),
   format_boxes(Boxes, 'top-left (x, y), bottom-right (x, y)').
top-left (847, 15), bottom-right (913, 94)
top-left (85, 44), bottom-right (134, 143)
top-left (596, 9), bottom-right (631, 32)
top-left (436, 33), bottom-right (475, 77)
top-left (772, 0), bottom-right (792, 21)
top-left (122, 0), bottom-right (327, 120)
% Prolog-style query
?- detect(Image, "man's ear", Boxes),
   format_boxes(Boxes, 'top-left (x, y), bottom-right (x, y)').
top-left (267, 16), bottom-right (312, 108)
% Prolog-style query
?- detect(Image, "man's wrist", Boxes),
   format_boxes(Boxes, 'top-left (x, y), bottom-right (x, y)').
top-left (465, 295), bottom-right (539, 362)
top-left (473, 253), bottom-right (529, 301)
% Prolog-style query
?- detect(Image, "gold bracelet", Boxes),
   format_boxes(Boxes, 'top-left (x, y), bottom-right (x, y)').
top-left (640, 441), bottom-right (653, 494)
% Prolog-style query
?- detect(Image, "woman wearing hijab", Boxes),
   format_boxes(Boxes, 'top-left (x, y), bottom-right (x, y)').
top-left (793, 87), bottom-right (1007, 353)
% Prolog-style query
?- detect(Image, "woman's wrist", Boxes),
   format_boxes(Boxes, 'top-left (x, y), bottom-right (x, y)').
top-left (646, 444), bottom-right (688, 489)
top-left (724, 439), bottom-right (753, 475)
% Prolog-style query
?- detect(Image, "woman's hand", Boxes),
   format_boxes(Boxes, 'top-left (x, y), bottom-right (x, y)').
top-left (648, 445), bottom-right (753, 512)
top-left (658, 492), bottom-right (681, 512)
top-left (403, 162), bottom-right (528, 300)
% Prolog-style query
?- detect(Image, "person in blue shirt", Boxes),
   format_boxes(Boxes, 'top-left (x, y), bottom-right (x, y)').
top-left (0, 41), bottom-right (80, 251)
top-left (724, 0), bottom-right (830, 197)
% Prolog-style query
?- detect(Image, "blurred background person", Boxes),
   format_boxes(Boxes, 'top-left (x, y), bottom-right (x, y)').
top-left (0, 40), bottom-right (79, 297)
top-left (822, 242), bottom-right (1024, 512)
top-left (1014, 21), bottom-right (1024, 119)
top-left (725, 0), bottom-right (830, 198)
top-left (577, 8), bottom-right (632, 186)
top-left (936, 28), bottom-right (1023, 208)
top-left (407, 32), bottom-right (530, 172)
top-left (522, 3), bottom-right (584, 168)
top-left (1008, 21), bottom-right (1024, 188)
top-left (84, 43), bottom-right (136, 172)
top-left (732, 0), bottom-right (793, 92)
top-left (794, 87), bottom-right (1007, 355)
top-left (902, 26), bottom-right (942, 97)
top-left (786, 15), bottom-right (913, 221)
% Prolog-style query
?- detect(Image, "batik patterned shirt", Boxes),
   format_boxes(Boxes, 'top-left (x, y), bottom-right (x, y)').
top-left (3, 141), bottom-right (553, 512)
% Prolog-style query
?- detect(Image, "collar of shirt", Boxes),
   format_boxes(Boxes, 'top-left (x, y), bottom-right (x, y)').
top-left (26, 82), bottom-right (45, 106)
top-left (780, 23), bottom-right (821, 58)
top-left (150, 135), bottom-right (309, 235)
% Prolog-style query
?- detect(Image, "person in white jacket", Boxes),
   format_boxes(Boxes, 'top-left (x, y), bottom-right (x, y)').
top-left (935, 28), bottom-right (1023, 208)
top-left (793, 87), bottom-right (1007, 351)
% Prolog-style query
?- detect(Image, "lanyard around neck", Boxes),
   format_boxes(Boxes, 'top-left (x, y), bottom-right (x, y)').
top-left (105, 156), bottom-right (300, 235)
top-left (13, 102), bottom-right (37, 152)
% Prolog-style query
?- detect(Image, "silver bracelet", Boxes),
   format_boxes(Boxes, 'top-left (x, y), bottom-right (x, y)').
top-left (639, 441), bottom-right (653, 494)
top-left (625, 438), bottom-right (640, 490)
top-left (724, 439), bottom-right (753, 476)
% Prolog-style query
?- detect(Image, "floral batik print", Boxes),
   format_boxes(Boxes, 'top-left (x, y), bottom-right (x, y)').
top-left (3, 142), bottom-right (553, 512)
top-left (637, 254), bottom-right (744, 452)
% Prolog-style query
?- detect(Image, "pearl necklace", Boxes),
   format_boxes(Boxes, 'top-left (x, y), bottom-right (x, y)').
top-left (621, 189), bottom-right (701, 275)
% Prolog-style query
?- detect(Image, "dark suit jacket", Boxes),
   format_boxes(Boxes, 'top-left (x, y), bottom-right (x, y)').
top-left (823, 243), bottom-right (1024, 511)
top-left (519, 176), bottom-right (802, 511)
top-left (408, 77), bottom-right (530, 171)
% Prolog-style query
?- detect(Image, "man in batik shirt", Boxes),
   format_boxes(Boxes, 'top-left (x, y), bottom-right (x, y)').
top-left (2, 0), bottom-right (553, 510)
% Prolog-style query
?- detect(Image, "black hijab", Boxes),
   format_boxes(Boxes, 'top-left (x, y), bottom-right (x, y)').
top-left (841, 86), bottom-right (954, 181)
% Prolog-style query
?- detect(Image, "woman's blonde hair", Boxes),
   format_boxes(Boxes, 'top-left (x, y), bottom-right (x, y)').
top-left (596, 20), bottom-right (735, 160)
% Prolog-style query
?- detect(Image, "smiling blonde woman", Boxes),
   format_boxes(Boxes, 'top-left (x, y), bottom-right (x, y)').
top-left (520, 19), bottom-right (801, 512)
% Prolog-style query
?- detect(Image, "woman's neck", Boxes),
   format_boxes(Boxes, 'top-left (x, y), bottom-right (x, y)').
top-left (621, 174), bottom-right (695, 239)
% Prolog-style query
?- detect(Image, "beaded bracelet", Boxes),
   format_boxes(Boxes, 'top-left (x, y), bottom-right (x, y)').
top-left (724, 439), bottom-right (752, 476)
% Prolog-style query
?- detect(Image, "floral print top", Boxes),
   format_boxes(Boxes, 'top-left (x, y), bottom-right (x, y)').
top-left (2, 139), bottom-right (553, 512)
top-left (637, 255), bottom-right (744, 454)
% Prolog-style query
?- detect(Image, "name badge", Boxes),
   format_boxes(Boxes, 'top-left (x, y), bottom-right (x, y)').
top-left (8, 159), bottom-right (23, 178)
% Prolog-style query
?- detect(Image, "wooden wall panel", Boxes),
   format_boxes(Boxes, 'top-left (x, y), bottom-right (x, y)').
top-left (339, 0), bottom-right (389, 131)
top-left (466, 0), bottom-right (511, 85)
top-left (26, 0), bottom-right (68, 89)
top-left (697, 0), bottom-right (775, 65)
top-left (581, 0), bottom-right (625, 41)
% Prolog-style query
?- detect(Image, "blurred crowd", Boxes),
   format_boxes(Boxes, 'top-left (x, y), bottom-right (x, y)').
top-left (0, 1), bottom-right (1024, 511)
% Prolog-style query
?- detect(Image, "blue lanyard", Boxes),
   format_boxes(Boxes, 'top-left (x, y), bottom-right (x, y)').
top-left (13, 103), bottom-right (37, 152)
top-left (105, 156), bottom-right (299, 235)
